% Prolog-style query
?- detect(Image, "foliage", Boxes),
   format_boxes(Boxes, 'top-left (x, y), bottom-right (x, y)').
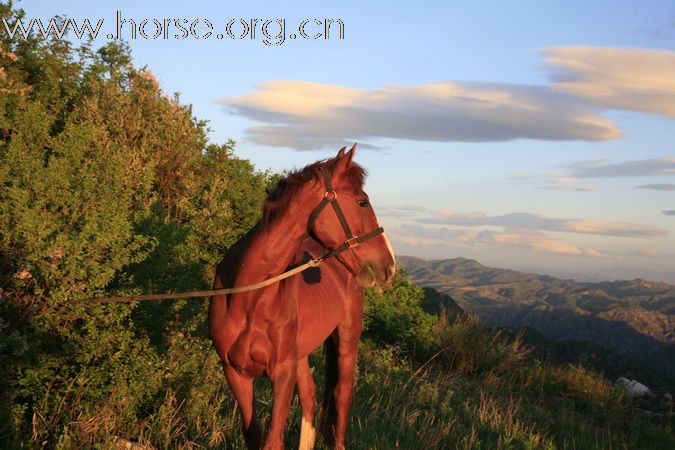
top-left (363, 269), bottom-right (436, 359)
top-left (0, 1), bottom-right (270, 445)
top-left (435, 311), bottom-right (525, 376)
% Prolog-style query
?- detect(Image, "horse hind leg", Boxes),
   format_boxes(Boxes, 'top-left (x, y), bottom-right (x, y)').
top-left (296, 357), bottom-right (317, 450)
top-left (320, 337), bottom-right (338, 447)
top-left (223, 364), bottom-right (263, 450)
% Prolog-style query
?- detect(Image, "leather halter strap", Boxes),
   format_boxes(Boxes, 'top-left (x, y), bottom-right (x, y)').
top-left (307, 166), bottom-right (384, 262)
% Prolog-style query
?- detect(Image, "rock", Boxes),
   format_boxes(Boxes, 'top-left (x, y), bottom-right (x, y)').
top-left (616, 377), bottom-right (654, 401)
top-left (114, 436), bottom-right (156, 450)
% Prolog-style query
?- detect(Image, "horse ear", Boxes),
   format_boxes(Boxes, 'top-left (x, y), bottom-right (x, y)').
top-left (348, 143), bottom-right (357, 158)
top-left (336, 146), bottom-right (346, 158)
top-left (335, 144), bottom-right (356, 173)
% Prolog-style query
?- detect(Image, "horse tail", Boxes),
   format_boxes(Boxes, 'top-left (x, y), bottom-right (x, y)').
top-left (321, 335), bottom-right (338, 446)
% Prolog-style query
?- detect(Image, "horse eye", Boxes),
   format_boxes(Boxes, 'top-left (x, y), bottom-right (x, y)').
top-left (357, 199), bottom-right (369, 208)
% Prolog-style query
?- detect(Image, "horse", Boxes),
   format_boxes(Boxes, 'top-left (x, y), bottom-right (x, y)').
top-left (208, 145), bottom-right (396, 449)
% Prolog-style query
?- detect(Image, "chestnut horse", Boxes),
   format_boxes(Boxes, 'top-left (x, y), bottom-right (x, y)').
top-left (209, 146), bottom-right (396, 449)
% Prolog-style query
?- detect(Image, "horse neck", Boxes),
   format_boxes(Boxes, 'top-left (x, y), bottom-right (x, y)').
top-left (235, 212), bottom-right (307, 286)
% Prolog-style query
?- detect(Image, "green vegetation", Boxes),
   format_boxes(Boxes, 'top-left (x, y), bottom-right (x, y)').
top-left (1, 2), bottom-right (673, 448)
top-left (0, 3), bottom-right (270, 446)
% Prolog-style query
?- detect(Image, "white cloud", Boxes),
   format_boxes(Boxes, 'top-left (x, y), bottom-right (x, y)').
top-left (509, 172), bottom-right (596, 192)
top-left (417, 211), bottom-right (667, 239)
top-left (390, 226), bottom-right (465, 250)
top-left (396, 223), bottom-right (609, 257)
top-left (218, 80), bottom-right (619, 150)
top-left (538, 183), bottom-right (596, 192)
top-left (544, 46), bottom-right (675, 117)
top-left (511, 158), bottom-right (675, 191)
top-left (570, 157), bottom-right (675, 178)
top-left (377, 205), bottom-right (429, 218)
top-left (466, 230), bottom-right (583, 255)
top-left (469, 229), bottom-right (587, 256)
top-left (510, 172), bottom-right (570, 181)
top-left (218, 46), bottom-right (675, 151)
top-left (397, 223), bottom-right (465, 240)
top-left (637, 184), bottom-right (675, 191)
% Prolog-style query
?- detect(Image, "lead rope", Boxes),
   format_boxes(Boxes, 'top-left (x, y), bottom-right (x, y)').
top-left (79, 258), bottom-right (322, 303)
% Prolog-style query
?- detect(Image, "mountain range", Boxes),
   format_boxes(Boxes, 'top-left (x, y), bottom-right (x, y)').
top-left (399, 256), bottom-right (675, 390)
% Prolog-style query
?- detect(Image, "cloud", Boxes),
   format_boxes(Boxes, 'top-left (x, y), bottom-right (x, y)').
top-left (390, 224), bottom-right (467, 250)
top-left (663, 210), bottom-right (675, 216)
top-left (377, 205), bottom-right (428, 218)
top-left (417, 211), bottom-right (668, 238)
top-left (218, 80), bottom-right (620, 150)
top-left (217, 46), bottom-right (675, 151)
top-left (469, 229), bottom-right (584, 255)
top-left (397, 223), bottom-right (465, 240)
top-left (637, 184), bottom-right (675, 191)
top-left (544, 46), bottom-right (675, 117)
top-left (509, 172), bottom-right (596, 192)
top-left (639, 248), bottom-right (663, 257)
top-left (397, 223), bottom-right (608, 257)
top-left (509, 172), bottom-right (570, 181)
top-left (570, 157), bottom-right (675, 178)
top-left (538, 183), bottom-right (596, 192)
top-left (511, 158), bottom-right (675, 189)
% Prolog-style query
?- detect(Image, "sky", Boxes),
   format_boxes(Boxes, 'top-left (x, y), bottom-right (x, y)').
top-left (11, 0), bottom-right (675, 283)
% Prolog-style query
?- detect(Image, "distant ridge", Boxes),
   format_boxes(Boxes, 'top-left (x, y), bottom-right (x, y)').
top-left (398, 255), bottom-right (675, 389)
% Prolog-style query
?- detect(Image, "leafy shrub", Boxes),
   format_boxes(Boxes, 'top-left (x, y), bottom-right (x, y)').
top-left (0, 3), bottom-right (271, 445)
top-left (363, 270), bottom-right (436, 359)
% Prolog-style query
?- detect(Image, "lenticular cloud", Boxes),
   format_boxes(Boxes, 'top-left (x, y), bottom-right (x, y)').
top-left (217, 80), bottom-right (619, 150)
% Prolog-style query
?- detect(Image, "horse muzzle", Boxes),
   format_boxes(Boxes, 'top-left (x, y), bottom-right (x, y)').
top-left (359, 260), bottom-right (396, 291)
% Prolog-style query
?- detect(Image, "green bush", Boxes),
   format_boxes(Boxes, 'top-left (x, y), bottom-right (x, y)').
top-left (363, 270), bottom-right (436, 359)
top-left (0, 3), bottom-right (271, 445)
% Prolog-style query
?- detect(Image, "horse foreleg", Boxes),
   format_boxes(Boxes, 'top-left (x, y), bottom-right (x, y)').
top-left (331, 347), bottom-right (357, 450)
top-left (263, 359), bottom-right (297, 450)
top-left (224, 365), bottom-right (262, 450)
top-left (296, 358), bottom-right (317, 450)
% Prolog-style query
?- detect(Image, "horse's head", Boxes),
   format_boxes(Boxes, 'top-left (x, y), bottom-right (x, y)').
top-left (307, 145), bottom-right (396, 290)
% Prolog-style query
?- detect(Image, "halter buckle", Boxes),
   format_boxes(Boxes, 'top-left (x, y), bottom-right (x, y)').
top-left (324, 189), bottom-right (337, 200)
top-left (344, 236), bottom-right (360, 248)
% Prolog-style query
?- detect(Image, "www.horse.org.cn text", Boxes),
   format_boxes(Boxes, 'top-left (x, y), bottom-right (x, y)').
top-left (1, 11), bottom-right (345, 47)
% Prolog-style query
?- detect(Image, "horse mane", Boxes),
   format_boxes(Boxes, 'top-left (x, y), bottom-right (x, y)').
top-left (261, 156), bottom-right (367, 229)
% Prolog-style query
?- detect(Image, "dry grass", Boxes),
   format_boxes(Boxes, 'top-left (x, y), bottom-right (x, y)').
top-left (11, 313), bottom-right (674, 449)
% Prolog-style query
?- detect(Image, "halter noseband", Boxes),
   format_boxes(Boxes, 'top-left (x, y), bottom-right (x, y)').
top-left (306, 167), bottom-right (385, 262)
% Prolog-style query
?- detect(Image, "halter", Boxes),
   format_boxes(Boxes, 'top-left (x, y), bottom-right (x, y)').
top-left (306, 166), bottom-right (385, 263)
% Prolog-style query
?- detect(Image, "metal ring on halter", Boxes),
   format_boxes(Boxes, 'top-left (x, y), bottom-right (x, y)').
top-left (324, 189), bottom-right (337, 200)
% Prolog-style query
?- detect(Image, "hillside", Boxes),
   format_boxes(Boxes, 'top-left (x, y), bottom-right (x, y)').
top-left (399, 256), bottom-right (675, 389)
